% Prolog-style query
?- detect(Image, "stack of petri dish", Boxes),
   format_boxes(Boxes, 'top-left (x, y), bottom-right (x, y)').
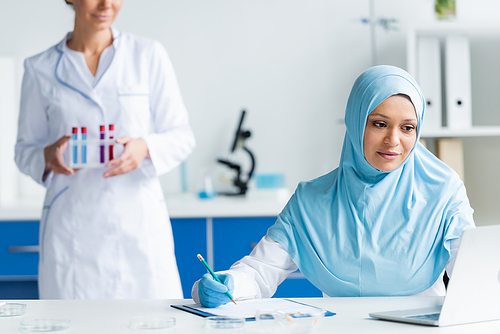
top-left (255, 309), bottom-right (325, 334)
top-left (19, 319), bottom-right (70, 332)
top-left (0, 303), bottom-right (27, 317)
top-left (129, 316), bottom-right (176, 330)
top-left (204, 316), bottom-right (245, 329)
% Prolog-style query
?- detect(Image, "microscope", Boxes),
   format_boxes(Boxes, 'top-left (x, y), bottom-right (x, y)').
top-left (216, 110), bottom-right (255, 196)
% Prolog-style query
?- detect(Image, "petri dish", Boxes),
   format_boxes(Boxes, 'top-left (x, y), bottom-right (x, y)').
top-left (255, 309), bottom-right (325, 334)
top-left (20, 319), bottom-right (70, 332)
top-left (254, 310), bottom-right (283, 333)
top-left (0, 303), bottom-right (27, 317)
top-left (204, 316), bottom-right (245, 329)
top-left (282, 311), bottom-right (325, 334)
top-left (129, 316), bottom-right (176, 330)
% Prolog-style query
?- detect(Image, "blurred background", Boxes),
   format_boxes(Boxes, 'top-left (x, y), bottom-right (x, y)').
top-left (1, 0), bottom-right (500, 298)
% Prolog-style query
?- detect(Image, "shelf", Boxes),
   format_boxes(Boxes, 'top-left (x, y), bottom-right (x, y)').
top-left (409, 21), bottom-right (500, 37)
top-left (421, 126), bottom-right (500, 138)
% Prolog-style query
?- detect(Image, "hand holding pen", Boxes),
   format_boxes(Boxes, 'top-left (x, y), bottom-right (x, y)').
top-left (197, 254), bottom-right (237, 308)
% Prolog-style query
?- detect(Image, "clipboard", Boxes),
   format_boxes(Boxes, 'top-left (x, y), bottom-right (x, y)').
top-left (171, 298), bottom-right (336, 321)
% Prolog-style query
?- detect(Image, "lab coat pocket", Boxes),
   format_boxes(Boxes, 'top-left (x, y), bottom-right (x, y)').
top-left (40, 186), bottom-right (69, 263)
top-left (117, 85), bottom-right (151, 134)
top-left (140, 180), bottom-right (169, 231)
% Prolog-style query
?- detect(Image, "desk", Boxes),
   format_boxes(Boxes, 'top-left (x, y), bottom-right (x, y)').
top-left (1, 297), bottom-right (499, 333)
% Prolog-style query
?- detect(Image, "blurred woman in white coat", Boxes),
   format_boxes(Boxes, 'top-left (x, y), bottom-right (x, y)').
top-left (15, 0), bottom-right (195, 299)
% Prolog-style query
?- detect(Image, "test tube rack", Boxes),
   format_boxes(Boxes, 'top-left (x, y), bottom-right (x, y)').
top-left (69, 139), bottom-right (117, 169)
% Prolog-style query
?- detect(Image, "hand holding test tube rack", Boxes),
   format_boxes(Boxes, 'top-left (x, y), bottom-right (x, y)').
top-left (69, 125), bottom-right (118, 168)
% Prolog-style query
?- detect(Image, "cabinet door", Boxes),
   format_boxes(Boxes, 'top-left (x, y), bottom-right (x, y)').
top-left (0, 219), bottom-right (207, 300)
top-left (273, 273), bottom-right (322, 298)
top-left (213, 217), bottom-right (275, 271)
top-left (170, 218), bottom-right (207, 298)
top-left (0, 222), bottom-right (39, 276)
top-left (213, 217), bottom-right (322, 298)
top-left (0, 221), bottom-right (40, 299)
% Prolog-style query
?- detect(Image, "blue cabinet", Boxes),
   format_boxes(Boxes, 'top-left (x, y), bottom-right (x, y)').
top-left (170, 218), bottom-right (207, 298)
top-left (213, 217), bottom-right (322, 298)
top-left (0, 219), bottom-right (208, 300)
top-left (213, 217), bottom-right (275, 270)
top-left (0, 221), bottom-right (40, 299)
top-left (274, 276), bottom-right (322, 298)
top-left (0, 217), bottom-right (322, 299)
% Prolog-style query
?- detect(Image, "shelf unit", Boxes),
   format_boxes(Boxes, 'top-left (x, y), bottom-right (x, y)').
top-left (421, 125), bottom-right (500, 138)
top-left (408, 22), bottom-right (500, 138)
top-left (407, 22), bottom-right (500, 180)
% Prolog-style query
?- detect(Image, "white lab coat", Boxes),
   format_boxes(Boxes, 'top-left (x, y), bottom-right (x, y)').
top-left (15, 28), bottom-right (195, 299)
top-left (191, 236), bottom-right (461, 302)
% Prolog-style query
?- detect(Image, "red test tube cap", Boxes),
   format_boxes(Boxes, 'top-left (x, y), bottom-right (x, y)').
top-left (81, 127), bottom-right (87, 134)
top-left (109, 124), bottom-right (114, 131)
top-left (100, 125), bottom-right (105, 132)
top-left (72, 127), bottom-right (78, 134)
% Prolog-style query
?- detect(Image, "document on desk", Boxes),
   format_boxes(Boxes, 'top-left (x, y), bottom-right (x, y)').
top-left (171, 298), bottom-right (335, 320)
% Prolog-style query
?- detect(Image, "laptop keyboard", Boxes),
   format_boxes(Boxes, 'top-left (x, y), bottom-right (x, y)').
top-left (405, 313), bottom-right (440, 321)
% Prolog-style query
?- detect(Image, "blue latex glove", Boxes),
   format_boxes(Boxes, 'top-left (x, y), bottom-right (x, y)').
top-left (198, 273), bottom-right (235, 308)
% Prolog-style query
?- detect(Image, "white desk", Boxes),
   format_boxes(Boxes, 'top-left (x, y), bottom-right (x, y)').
top-left (1, 297), bottom-right (499, 333)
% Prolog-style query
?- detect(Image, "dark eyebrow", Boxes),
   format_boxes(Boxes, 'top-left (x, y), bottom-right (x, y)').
top-left (368, 113), bottom-right (417, 122)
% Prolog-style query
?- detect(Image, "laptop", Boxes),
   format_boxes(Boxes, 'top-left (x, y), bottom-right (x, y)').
top-left (369, 225), bottom-right (500, 326)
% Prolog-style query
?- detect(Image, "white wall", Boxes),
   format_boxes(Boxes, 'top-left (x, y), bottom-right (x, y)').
top-left (117, 0), bottom-right (373, 194)
top-left (2, 0), bottom-right (499, 225)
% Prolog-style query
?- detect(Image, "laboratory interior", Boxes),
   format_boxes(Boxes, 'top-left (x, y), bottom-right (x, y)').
top-left (1, 0), bottom-right (500, 332)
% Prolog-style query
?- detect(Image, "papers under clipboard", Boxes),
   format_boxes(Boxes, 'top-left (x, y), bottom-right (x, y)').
top-left (171, 298), bottom-right (336, 321)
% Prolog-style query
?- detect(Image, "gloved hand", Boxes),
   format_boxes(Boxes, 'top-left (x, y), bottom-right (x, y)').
top-left (198, 273), bottom-right (235, 308)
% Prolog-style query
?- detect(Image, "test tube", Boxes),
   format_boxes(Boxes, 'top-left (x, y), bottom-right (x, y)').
top-left (108, 124), bottom-right (114, 160)
top-left (81, 127), bottom-right (87, 164)
top-left (72, 127), bottom-right (78, 165)
top-left (100, 125), bottom-right (105, 163)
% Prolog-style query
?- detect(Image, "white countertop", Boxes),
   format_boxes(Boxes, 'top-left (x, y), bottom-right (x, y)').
top-left (0, 199), bottom-right (44, 221)
top-left (1, 297), bottom-right (499, 333)
top-left (164, 189), bottom-right (290, 218)
top-left (0, 189), bottom-right (291, 220)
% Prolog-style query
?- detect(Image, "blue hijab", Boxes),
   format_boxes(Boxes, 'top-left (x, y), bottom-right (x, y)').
top-left (268, 65), bottom-right (475, 297)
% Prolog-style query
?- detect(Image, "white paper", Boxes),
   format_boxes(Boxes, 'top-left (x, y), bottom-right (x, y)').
top-left (187, 298), bottom-right (327, 319)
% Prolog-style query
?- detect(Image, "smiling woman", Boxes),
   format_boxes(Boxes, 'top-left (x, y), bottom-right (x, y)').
top-left (191, 65), bottom-right (475, 307)
top-left (14, 0), bottom-right (195, 300)
top-left (64, 0), bottom-right (123, 76)
top-left (363, 94), bottom-right (418, 172)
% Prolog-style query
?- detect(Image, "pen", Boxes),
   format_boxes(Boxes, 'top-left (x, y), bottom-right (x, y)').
top-left (197, 254), bottom-right (236, 305)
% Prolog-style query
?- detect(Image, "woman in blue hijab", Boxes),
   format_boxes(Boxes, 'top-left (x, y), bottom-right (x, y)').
top-left (192, 65), bottom-right (475, 307)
